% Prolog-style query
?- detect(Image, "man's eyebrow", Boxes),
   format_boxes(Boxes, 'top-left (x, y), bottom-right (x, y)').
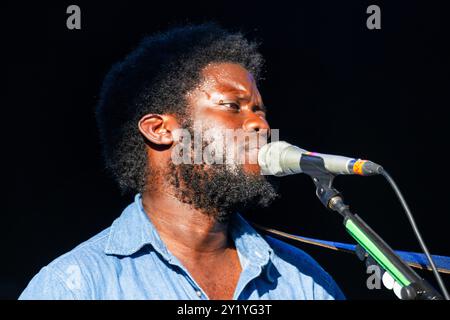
top-left (253, 103), bottom-right (267, 113)
top-left (220, 86), bottom-right (267, 112)
top-left (232, 95), bottom-right (267, 113)
top-left (227, 89), bottom-right (249, 100)
top-left (235, 94), bottom-right (267, 113)
top-left (224, 89), bottom-right (267, 112)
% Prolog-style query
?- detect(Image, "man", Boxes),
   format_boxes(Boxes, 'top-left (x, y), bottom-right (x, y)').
top-left (20, 23), bottom-right (344, 300)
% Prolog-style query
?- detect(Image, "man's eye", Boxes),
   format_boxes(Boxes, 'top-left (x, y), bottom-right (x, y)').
top-left (220, 102), bottom-right (240, 111)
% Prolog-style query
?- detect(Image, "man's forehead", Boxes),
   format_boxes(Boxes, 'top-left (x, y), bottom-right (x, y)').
top-left (200, 62), bottom-right (256, 94)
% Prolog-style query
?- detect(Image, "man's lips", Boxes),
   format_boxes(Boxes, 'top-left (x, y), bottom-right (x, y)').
top-left (238, 145), bottom-right (260, 154)
top-left (242, 141), bottom-right (265, 152)
top-left (237, 145), bottom-right (260, 165)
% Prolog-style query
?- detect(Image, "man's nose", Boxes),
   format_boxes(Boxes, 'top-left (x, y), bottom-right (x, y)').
top-left (242, 114), bottom-right (270, 133)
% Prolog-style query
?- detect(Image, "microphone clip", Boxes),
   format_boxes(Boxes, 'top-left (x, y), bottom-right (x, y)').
top-left (300, 154), bottom-right (343, 212)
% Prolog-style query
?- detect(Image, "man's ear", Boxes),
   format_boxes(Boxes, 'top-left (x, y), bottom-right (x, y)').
top-left (138, 114), bottom-right (175, 146)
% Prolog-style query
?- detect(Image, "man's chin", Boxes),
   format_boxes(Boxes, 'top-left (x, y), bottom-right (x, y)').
top-left (168, 160), bottom-right (279, 221)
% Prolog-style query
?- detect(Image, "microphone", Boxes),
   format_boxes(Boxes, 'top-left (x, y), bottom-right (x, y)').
top-left (258, 141), bottom-right (383, 177)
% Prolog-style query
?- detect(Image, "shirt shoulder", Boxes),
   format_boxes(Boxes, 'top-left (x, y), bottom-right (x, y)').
top-left (19, 228), bottom-right (114, 300)
top-left (264, 235), bottom-right (345, 300)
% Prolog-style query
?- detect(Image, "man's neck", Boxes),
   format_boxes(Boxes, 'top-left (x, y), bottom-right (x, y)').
top-left (141, 189), bottom-right (232, 261)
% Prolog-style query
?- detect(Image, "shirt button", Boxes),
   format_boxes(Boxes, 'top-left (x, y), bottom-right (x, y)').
top-left (196, 290), bottom-right (202, 297)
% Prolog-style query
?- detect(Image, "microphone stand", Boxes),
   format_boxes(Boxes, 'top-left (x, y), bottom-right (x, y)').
top-left (301, 154), bottom-right (443, 300)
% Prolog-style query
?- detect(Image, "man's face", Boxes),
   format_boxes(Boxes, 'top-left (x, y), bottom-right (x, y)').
top-left (187, 62), bottom-right (270, 174)
top-left (166, 62), bottom-right (279, 222)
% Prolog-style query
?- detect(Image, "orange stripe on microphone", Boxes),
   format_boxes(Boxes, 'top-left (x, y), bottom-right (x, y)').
top-left (353, 160), bottom-right (368, 175)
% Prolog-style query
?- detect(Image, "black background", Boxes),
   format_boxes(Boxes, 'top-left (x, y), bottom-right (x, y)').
top-left (4, 0), bottom-right (450, 300)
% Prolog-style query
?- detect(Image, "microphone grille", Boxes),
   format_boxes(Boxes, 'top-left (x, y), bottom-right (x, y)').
top-left (258, 141), bottom-right (297, 176)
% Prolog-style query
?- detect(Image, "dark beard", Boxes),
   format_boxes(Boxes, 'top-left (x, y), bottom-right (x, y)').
top-left (168, 161), bottom-right (280, 223)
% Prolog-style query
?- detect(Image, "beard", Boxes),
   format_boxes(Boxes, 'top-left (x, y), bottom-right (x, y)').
top-left (166, 123), bottom-right (280, 223)
top-left (168, 161), bottom-right (279, 223)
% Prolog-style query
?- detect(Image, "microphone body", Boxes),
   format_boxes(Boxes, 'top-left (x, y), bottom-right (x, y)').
top-left (258, 141), bottom-right (382, 176)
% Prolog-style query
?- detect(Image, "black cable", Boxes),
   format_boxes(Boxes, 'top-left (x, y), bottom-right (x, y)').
top-left (380, 169), bottom-right (450, 300)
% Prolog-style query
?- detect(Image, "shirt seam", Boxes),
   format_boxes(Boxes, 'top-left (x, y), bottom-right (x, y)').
top-left (43, 265), bottom-right (78, 300)
top-left (63, 232), bottom-right (111, 256)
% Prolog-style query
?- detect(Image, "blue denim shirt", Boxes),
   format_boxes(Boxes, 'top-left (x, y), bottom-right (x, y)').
top-left (19, 194), bottom-right (345, 300)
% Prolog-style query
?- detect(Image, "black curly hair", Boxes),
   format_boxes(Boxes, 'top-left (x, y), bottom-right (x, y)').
top-left (95, 23), bottom-right (264, 194)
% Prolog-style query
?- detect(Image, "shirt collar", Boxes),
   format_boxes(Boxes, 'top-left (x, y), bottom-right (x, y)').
top-left (104, 194), bottom-right (172, 260)
top-left (104, 194), bottom-right (276, 282)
